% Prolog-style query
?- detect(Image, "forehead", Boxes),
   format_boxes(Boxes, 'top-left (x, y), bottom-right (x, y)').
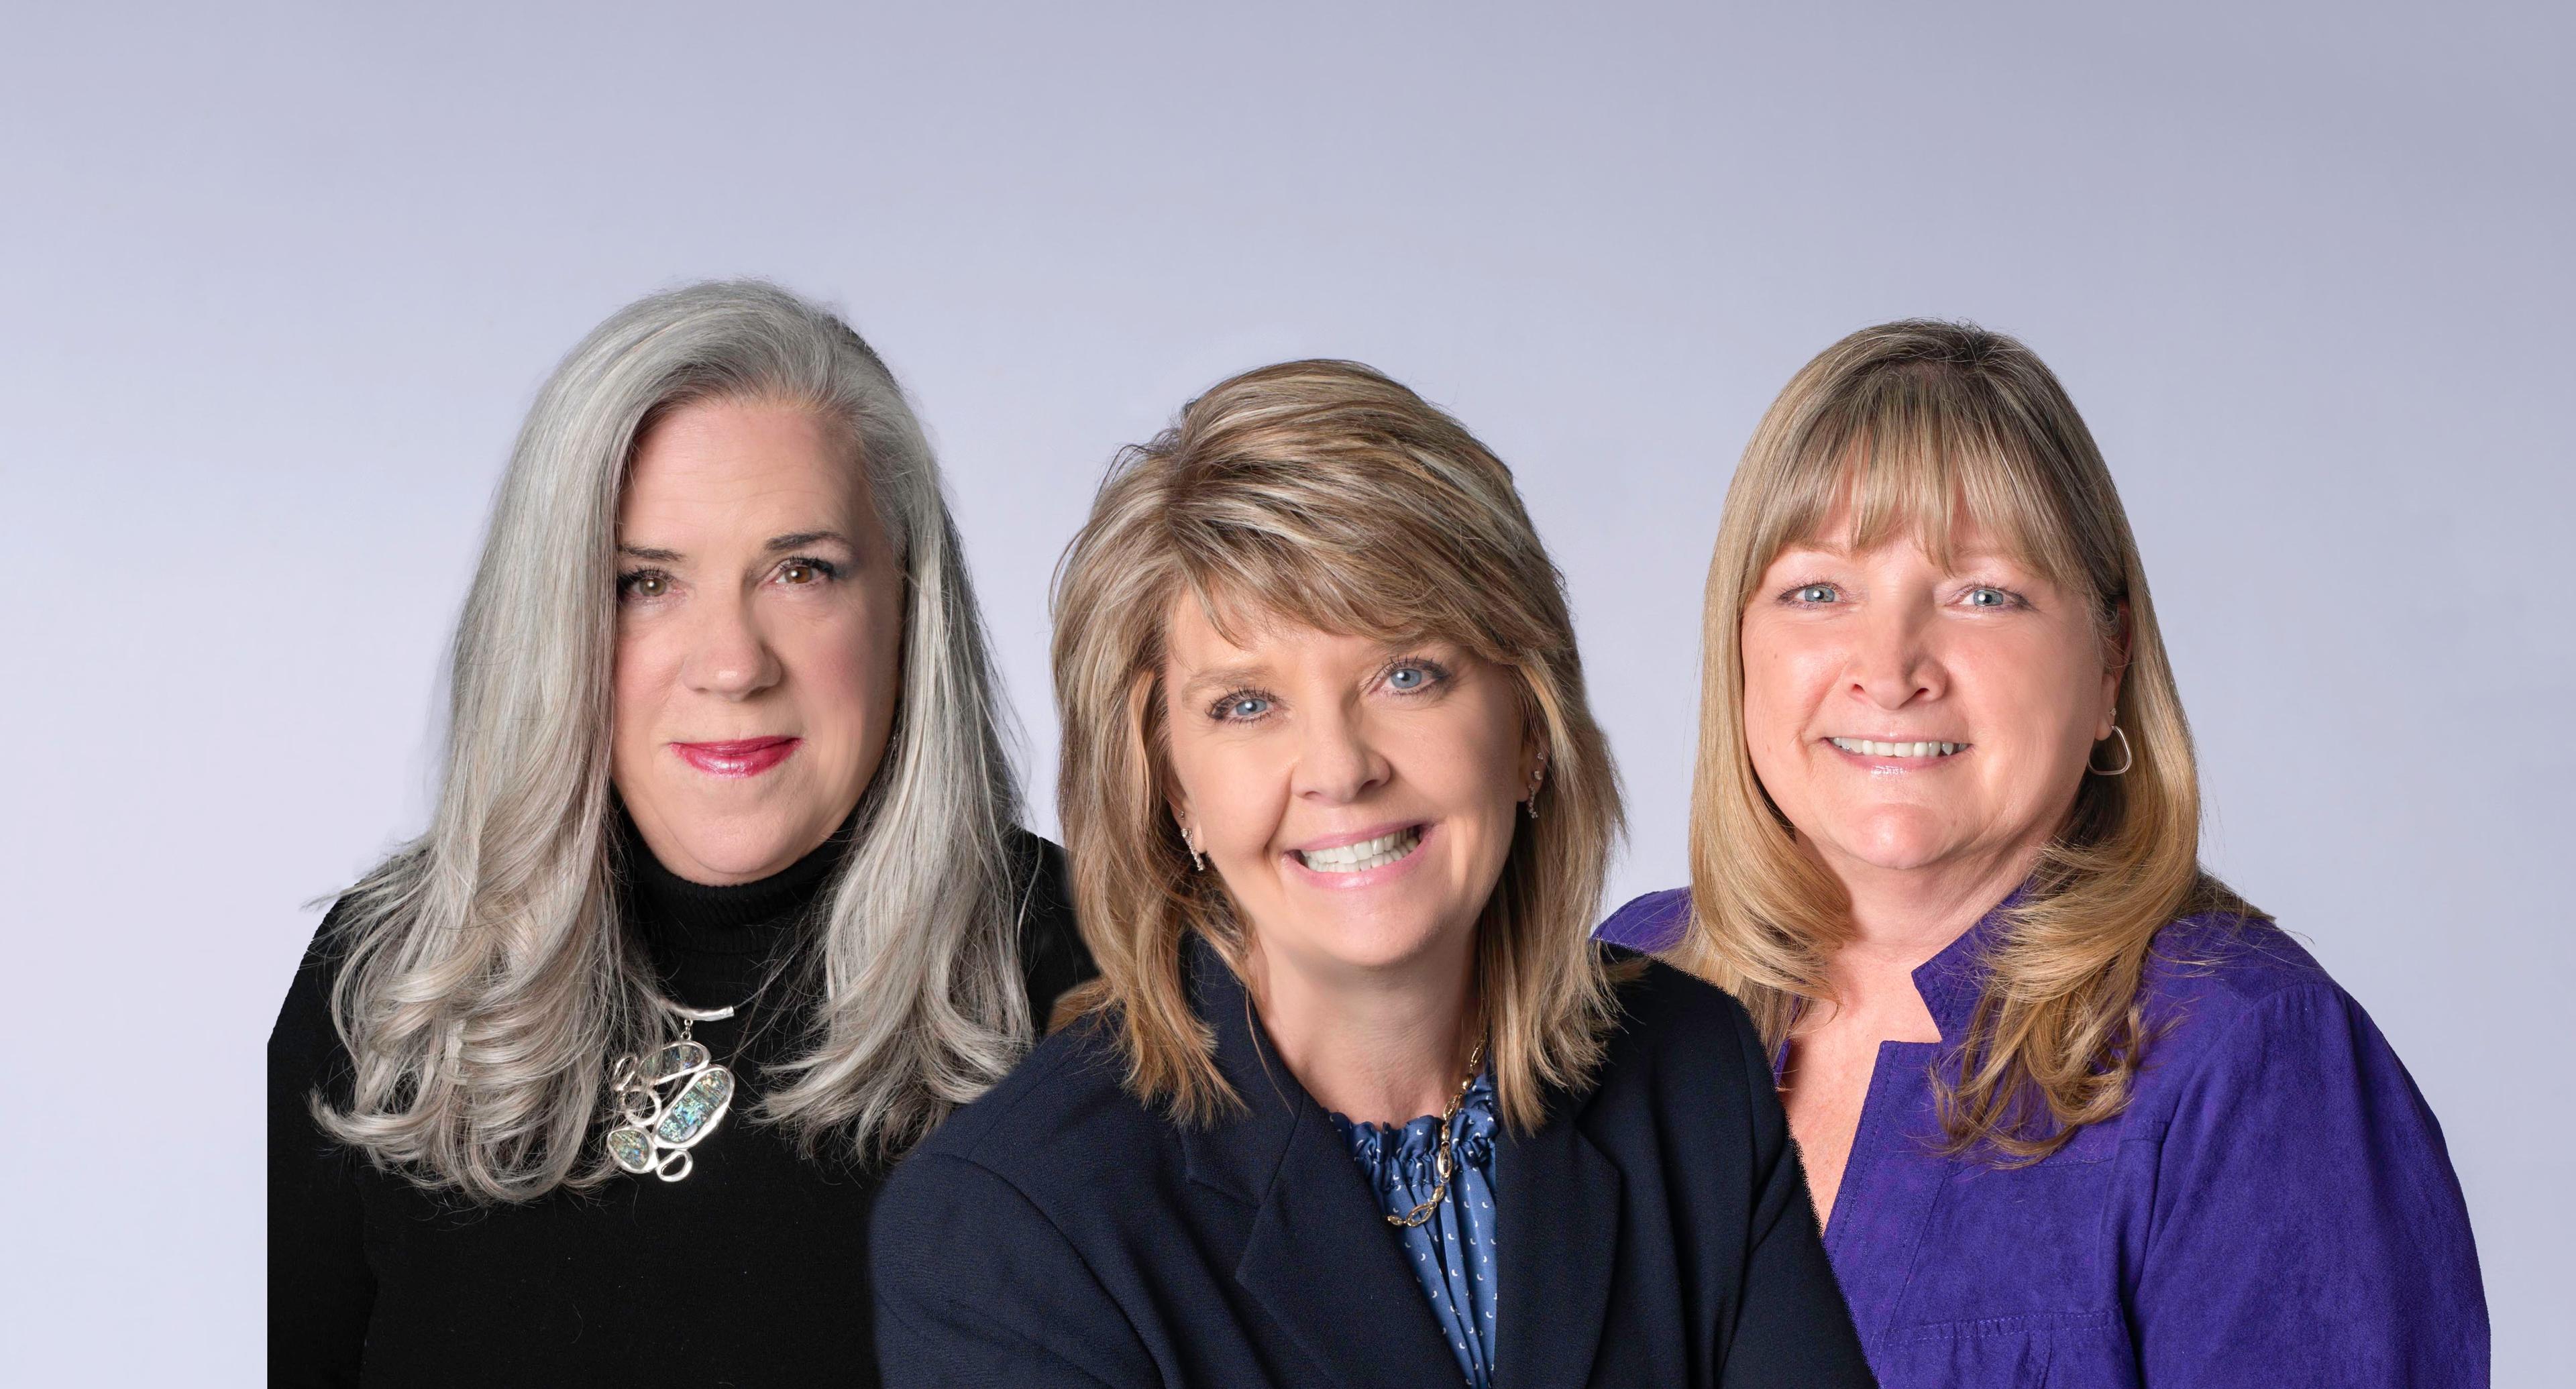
top-left (620, 399), bottom-right (863, 536)
top-left (1161, 590), bottom-right (1440, 682)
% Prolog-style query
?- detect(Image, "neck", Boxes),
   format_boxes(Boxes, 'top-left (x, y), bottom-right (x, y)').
top-left (1820, 838), bottom-right (2041, 984)
top-left (620, 810), bottom-right (853, 1009)
top-left (1242, 930), bottom-right (1479, 1128)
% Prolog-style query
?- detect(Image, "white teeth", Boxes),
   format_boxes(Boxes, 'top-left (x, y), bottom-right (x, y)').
top-left (1297, 827), bottom-right (1423, 873)
top-left (1830, 738), bottom-right (1966, 759)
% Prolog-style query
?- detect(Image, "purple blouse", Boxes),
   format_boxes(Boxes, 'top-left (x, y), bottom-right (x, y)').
top-left (1597, 889), bottom-right (2488, 1387)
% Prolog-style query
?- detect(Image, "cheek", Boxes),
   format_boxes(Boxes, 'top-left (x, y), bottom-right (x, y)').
top-left (1455, 712), bottom-right (1529, 812)
top-left (1170, 738), bottom-right (1281, 858)
top-left (609, 624), bottom-right (680, 761)
top-left (1738, 630), bottom-right (1825, 755)
top-left (1408, 686), bottom-right (1534, 840)
top-left (788, 595), bottom-right (904, 742)
top-left (1955, 630), bottom-right (2100, 745)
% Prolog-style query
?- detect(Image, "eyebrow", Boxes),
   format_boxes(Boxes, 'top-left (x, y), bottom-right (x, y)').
top-left (1175, 663), bottom-right (1269, 702)
top-left (764, 530), bottom-right (853, 554)
top-left (614, 531), bottom-right (857, 564)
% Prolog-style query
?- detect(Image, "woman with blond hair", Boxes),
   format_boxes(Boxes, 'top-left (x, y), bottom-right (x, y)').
top-left (1600, 321), bottom-right (2485, 1384)
top-left (870, 361), bottom-right (1874, 1386)
top-left (268, 282), bottom-right (1091, 1385)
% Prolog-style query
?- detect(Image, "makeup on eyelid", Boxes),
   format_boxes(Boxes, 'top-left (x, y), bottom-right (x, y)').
top-left (1204, 657), bottom-right (1450, 724)
top-left (618, 555), bottom-right (842, 601)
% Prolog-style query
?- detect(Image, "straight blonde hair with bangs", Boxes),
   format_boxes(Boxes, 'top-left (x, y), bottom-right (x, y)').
top-left (1682, 320), bottom-right (2260, 1162)
top-left (1051, 359), bottom-right (1623, 1133)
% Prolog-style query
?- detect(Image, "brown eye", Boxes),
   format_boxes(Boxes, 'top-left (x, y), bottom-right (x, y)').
top-left (619, 571), bottom-right (670, 600)
top-left (776, 557), bottom-right (839, 586)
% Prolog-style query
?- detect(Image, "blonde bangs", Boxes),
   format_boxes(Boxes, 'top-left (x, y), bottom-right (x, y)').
top-left (1737, 366), bottom-right (2100, 624)
top-left (1161, 453), bottom-right (1571, 676)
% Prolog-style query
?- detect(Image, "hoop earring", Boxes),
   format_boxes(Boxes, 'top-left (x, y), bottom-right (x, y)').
top-left (2088, 725), bottom-right (2133, 777)
top-left (1183, 826), bottom-right (1206, 873)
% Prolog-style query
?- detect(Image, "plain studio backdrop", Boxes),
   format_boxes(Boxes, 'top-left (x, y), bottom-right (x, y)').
top-left (3, 2), bottom-right (2565, 1380)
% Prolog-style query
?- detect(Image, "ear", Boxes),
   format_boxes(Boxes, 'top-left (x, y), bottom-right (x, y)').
top-left (1519, 718), bottom-right (1550, 796)
top-left (2097, 600), bottom-right (2133, 739)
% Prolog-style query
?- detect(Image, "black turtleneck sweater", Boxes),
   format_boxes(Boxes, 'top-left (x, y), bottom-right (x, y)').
top-left (268, 824), bottom-right (1091, 1387)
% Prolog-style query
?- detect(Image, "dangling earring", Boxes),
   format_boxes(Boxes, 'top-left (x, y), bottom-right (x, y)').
top-left (1183, 825), bottom-right (1206, 872)
top-left (1523, 753), bottom-right (1548, 820)
top-left (2088, 725), bottom-right (2133, 776)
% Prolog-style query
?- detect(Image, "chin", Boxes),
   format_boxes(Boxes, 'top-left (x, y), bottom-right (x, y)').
top-left (655, 807), bottom-right (818, 883)
top-left (1827, 810), bottom-right (1964, 874)
top-left (1326, 931), bottom-right (1450, 975)
top-left (1313, 901), bottom-right (1472, 975)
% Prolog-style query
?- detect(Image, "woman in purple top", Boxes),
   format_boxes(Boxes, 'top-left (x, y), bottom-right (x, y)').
top-left (1599, 320), bottom-right (2486, 1385)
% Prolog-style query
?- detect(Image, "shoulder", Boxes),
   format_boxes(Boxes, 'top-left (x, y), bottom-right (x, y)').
top-left (1593, 886), bottom-right (1693, 954)
top-left (2125, 911), bottom-right (2391, 1110)
top-left (2137, 911), bottom-right (2348, 1036)
top-left (270, 897), bottom-right (366, 1112)
top-left (1001, 827), bottom-right (1096, 1023)
top-left (1585, 953), bottom-right (1768, 1107)
top-left (272, 898), bottom-right (360, 1059)
top-left (890, 1009), bottom-right (1165, 1211)
top-left (1566, 957), bottom-right (1792, 1199)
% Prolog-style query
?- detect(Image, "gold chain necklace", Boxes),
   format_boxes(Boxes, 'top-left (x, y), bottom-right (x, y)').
top-left (1387, 1038), bottom-right (1487, 1228)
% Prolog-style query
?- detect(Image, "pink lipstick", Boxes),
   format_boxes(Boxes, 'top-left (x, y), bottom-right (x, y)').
top-left (672, 736), bottom-right (800, 778)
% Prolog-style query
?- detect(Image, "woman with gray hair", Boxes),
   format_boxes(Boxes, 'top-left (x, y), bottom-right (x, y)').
top-left (267, 281), bottom-right (1091, 1385)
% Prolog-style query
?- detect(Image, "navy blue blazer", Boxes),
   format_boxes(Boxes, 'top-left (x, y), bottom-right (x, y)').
top-left (870, 940), bottom-right (1872, 1387)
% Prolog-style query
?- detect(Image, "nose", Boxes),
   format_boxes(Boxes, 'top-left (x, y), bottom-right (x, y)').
top-left (680, 590), bottom-right (783, 700)
top-left (1847, 600), bottom-right (1945, 710)
top-left (1291, 698), bottom-right (1393, 805)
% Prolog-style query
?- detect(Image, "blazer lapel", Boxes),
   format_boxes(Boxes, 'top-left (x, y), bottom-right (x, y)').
top-left (1177, 941), bottom-right (1462, 1389)
top-left (1493, 1096), bottom-right (1623, 1389)
top-left (1234, 1103), bottom-right (1462, 1388)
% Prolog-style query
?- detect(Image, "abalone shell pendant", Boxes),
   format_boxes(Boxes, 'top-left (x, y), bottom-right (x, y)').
top-left (604, 1036), bottom-right (737, 1182)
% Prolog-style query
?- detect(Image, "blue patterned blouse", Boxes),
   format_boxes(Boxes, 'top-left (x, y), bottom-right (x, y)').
top-left (1327, 1072), bottom-right (1500, 1388)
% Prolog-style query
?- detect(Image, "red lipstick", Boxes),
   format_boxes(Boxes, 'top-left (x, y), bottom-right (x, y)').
top-left (672, 736), bottom-right (800, 778)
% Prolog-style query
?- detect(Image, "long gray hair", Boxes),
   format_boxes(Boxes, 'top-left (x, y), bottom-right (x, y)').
top-left (317, 280), bottom-right (1034, 1201)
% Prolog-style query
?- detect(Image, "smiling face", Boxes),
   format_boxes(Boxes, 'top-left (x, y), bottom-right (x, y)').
top-left (1739, 509), bottom-right (2121, 892)
top-left (610, 397), bottom-right (905, 885)
top-left (1160, 598), bottom-right (1537, 989)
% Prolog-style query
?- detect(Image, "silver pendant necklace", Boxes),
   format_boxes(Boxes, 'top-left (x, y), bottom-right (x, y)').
top-left (604, 1001), bottom-right (741, 1183)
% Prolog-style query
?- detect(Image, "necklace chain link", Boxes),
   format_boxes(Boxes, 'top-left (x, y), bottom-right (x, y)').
top-left (1387, 1039), bottom-right (1486, 1229)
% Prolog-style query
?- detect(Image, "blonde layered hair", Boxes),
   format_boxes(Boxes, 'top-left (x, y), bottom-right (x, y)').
top-left (1683, 321), bottom-right (2259, 1161)
top-left (1051, 361), bottom-right (1622, 1133)
top-left (317, 282), bottom-right (1038, 1201)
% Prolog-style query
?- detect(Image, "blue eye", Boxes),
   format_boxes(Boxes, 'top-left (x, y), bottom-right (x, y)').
top-left (1381, 657), bottom-right (1450, 694)
top-left (1967, 586), bottom-right (2010, 608)
top-left (1790, 583), bottom-right (1837, 604)
top-left (1218, 696), bottom-right (1271, 721)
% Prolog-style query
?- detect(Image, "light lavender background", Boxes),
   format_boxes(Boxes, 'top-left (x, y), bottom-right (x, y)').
top-left (3, 2), bottom-right (2565, 1380)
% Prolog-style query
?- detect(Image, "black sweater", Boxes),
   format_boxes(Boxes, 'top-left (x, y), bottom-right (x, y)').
top-left (268, 825), bottom-right (1092, 1387)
